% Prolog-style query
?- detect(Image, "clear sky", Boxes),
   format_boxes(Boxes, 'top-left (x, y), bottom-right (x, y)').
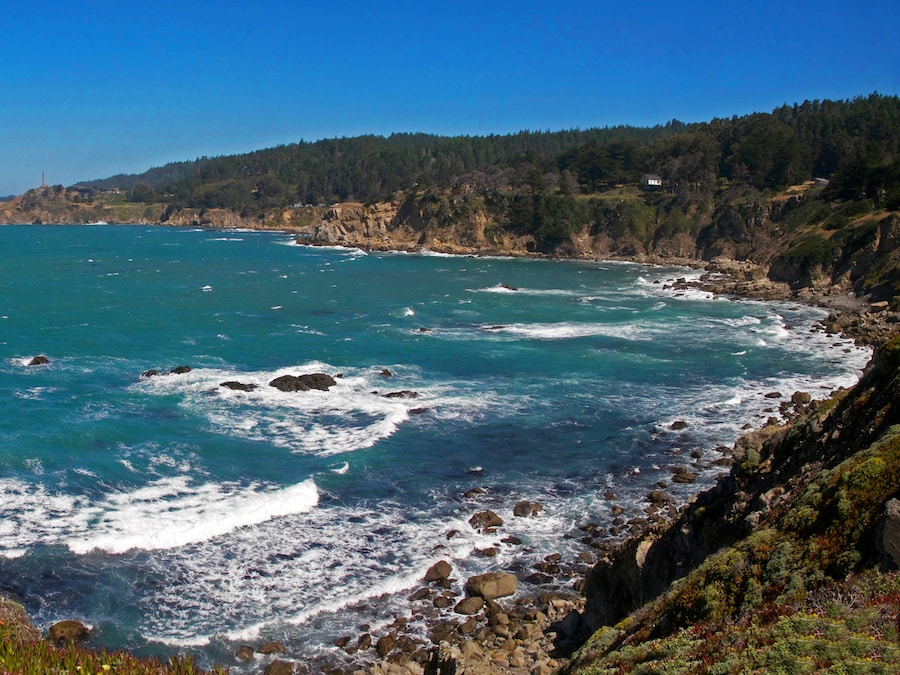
top-left (1, 0), bottom-right (897, 196)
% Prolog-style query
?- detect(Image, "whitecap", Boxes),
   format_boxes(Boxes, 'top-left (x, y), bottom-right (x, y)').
top-left (331, 462), bottom-right (350, 475)
top-left (201, 285), bottom-right (213, 292)
top-left (0, 476), bottom-right (319, 557)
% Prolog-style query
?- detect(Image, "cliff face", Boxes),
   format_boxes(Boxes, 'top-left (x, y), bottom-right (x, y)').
top-left (301, 187), bottom-right (900, 315)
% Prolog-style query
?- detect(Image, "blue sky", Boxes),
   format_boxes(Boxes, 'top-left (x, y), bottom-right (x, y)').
top-left (1, 0), bottom-right (897, 196)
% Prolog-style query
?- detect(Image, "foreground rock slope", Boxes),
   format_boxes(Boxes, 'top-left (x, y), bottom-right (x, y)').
top-left (559, 334), bottom-right (900, 673)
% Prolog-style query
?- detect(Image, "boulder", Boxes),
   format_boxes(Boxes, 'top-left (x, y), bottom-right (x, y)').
top-left (425, 559), bottom-right (452, 583)
top-left (465, 572), bottom-right (518, 600)
top-left (792, 391), bottom-right (812, 405)
top-left (383, 390), bottom-right (419, 398)
top-left (513, 500), bottom-right (543, 517)
top-left (169, 365), bottom-right (192, 374)
top-left (221, 381), bottom-right (258, 391)
top-left (140, 369), bottom-right (160, 378)
top-left (454, 596), bottom-right (484, 615)
top-left (47, 619), bottom-right (90, 645)
top-left (269, 373), bottom-right (336, 392)
top-left (646, 490), bottom-right (674, 505)
top-left (262, 661), bottom-right (295, 675)
top-left (670, 420), bottom-right (689, 430)
top-left (469, 509), bottom-right (503, 533)
top-left (27, 355), bottom-right (49, 366)
top-left (376, 633), bottom-right (398, 658)
top-left (256, 641), bottom-right (286, 655)
top-left (235, 645), bottom-right (255, 661)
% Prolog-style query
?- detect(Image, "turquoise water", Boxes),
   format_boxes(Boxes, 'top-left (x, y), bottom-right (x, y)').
top-left (0, 224), bottom-right (870, 667)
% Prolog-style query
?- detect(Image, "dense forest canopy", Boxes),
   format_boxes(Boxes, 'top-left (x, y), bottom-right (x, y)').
top-left (78, 94), bottom-right (900, 216)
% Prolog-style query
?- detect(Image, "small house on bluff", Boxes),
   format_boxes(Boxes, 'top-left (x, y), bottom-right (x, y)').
top-left (640, 174), bottom-right (663, 189)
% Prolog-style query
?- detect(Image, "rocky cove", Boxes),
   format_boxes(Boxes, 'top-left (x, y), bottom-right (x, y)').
top-left (2, 186), bottom-right (900, 673)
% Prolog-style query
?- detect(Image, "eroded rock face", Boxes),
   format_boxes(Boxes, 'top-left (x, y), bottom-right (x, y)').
top-left (269, 373), bottom-right (336, 392)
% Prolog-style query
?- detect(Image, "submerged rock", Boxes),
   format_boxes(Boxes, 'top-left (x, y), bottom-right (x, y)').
top-left (27, 355), bottom-right (49, 366)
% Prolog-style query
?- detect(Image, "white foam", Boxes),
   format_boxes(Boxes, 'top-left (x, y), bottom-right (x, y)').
top-left (135, 363), bottom-right (430, 457)
top-left (0, 476), bottom-right (318, 557)
top-left (481, 321), bottom-right (645, 341)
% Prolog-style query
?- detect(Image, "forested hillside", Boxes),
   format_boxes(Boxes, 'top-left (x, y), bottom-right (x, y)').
top-left (79, 93), bottom-right (899, 218)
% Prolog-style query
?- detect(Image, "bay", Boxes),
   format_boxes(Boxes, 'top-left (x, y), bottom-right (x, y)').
top-left (0, 224), bottom-right (870, 668)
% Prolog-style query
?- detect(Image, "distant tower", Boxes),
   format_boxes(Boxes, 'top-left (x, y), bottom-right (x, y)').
top-left (41, 171), bottom-right (46, 188)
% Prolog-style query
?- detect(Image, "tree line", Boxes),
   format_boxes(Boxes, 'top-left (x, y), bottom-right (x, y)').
top-left (80, 93), bottom-right (900, 218)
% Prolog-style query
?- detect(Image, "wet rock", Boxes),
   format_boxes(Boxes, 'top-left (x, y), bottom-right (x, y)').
top-left (356, 633), bottom-right (372, 650)
top-left (380, 369), bottom-right (393, 378)
top-left (425, 560), bottom-right (452, 583)
top-left (501, 535), bottom-right (523, 545)
top-left (525, 572), bottom-right (553, 585)
top-left (263, 660), bottom-right (295, 675)
top-left (235, 645), bottom-right (255, 660)
top-left (670, 420), bottom-right (689, 430)
top-left (462, 487), bottom-right (486, 499)
top-left (434, 595), bottom-right (452, 609)
top-left (169, 365), bottom-right (192, 374)
top-left (221, 381), bottom-right (258, 391)
top-left (140, 368), bottom-right (160, 378)
top-left (269, 373), bottom-right (336, 392)
top-left (765, 391), bottom-right (783, 399)
top-left (646, 490), bottom-right (674, 505)
top-left (792, 391), bottom-right (812, 405)
top-left (672, 469), bottom-right (697, 484)
top-left (332, 636), bottom-right (351, 649)
top-left (408, 587), bottom-right (431, 601)
top-left (47, 619), bottom-right (90, 645)
top-left (383, 390), bottom-right (419, 398)
top-left (257, 641), bottom-right (286, 655)
top-left (27, 355), bottom-right (49, 366)
top-left (376, 633), bottom-right (398, 658)
top-left (465, 572), bottom-right (518, 601)
top-left (513, 500), bottom-right (544, 518)
top-left (469, 510), bottom-right (503, 533)
top-left (454, 596), bottom-right (484, 615)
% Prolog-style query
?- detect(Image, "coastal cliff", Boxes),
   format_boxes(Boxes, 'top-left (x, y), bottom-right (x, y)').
top-left (559, 335), bottom-right (900, 673)
top-left (3, 185), bottom-right (900, 675)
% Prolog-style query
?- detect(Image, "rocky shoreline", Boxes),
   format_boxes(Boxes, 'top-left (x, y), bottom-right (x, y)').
top-left (7, 226), bottom-right (896, 675)
top-left (201, 240), bottom-right (891, 675)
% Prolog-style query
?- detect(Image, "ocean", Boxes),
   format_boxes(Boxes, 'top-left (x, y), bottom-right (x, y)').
top-left (0, 224), bottom-right (870, 669)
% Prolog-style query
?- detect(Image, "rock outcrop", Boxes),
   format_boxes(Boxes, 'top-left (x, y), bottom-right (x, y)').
top-left (268, 373), bottom-right (336, 392)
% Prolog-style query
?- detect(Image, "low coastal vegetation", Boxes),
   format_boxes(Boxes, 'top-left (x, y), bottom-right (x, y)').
top-left (0, 597), bottom-right (224, 675)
